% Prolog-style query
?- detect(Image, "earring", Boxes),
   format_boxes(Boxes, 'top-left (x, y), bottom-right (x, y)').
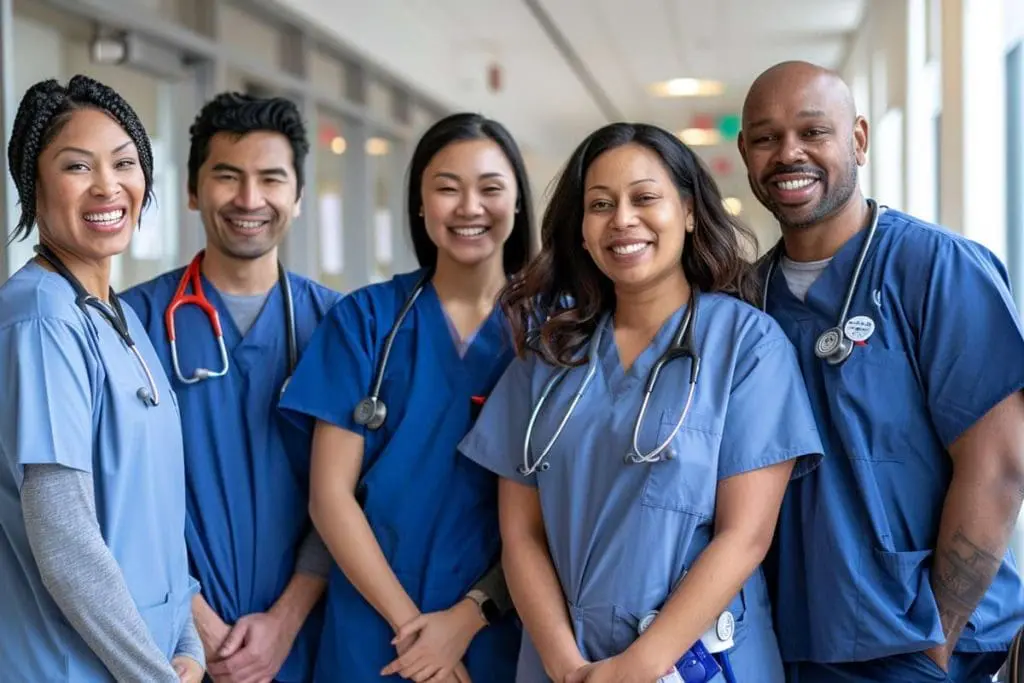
top-left (686, 217), bottom-right (695, 232)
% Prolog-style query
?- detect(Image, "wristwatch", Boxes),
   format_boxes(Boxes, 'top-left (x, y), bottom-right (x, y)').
top-left (465, 589), bottom-right (500, 625)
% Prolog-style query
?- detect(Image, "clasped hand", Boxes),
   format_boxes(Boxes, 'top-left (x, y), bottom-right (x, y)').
top-left (380, 601), bottom-right (483, 682)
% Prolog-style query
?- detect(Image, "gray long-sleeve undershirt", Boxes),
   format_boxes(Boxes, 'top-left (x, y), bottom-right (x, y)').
top-left (295, 526), bottom-right (333, 578)
top-left (22, 464), bottom-right (204, 681)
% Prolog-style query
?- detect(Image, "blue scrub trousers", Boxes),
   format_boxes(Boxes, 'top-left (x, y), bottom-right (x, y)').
top-left (784, 651), bottom-right (1005, 682)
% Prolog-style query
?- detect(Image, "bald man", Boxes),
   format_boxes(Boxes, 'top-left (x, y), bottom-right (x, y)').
top-left (739, 60), bottom-right (1024, 682)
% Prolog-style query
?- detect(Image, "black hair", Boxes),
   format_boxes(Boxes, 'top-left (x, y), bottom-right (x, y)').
top-left (502, 122), bottom-right (760, 366)
top-left (187, 92), bottom-right (309, 197)
top-left (7, 74), bottom-right (154, 242)
top-left (406, 112), bottom-right (534, 275)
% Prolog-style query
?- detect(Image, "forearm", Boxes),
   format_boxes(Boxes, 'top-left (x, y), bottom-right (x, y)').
top-left (311, 491), bottom-right (419, 631)
top-left (503, 531), bottom-right (582, 680)
top-left (191, 593), bottom-right (227, 659)
top-left (22, 464), bottom-right (179, 682)
top-left (470, 559), bottom-right (514, 615)
top-left (930, 470), bottom-right (1024, 650)
top-left (173, 613), bottom-right (205, 668)
top-left (270, 572), bottom-right (326, 637)
top-left (626, 530), bottom-right (766, 678)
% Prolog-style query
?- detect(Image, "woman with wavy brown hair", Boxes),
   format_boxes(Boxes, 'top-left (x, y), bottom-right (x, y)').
top-left (459, 122), bottom-right (824, 683)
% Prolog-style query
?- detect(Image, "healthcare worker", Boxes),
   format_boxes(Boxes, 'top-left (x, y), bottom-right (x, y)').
top-left (459, 122), bottom-right (824, 683)
top-left (739, 60), bottom-right (1024, 683)
top-left (0, 76), bottom-right (203, 681)
top-left (121, 93), bottom-right (338, 682)
top-left (278, 112), bottom-right (533, 682)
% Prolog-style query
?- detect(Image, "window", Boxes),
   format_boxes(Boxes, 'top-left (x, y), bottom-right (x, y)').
top-left (1006, 43), bottom-right (1024, 311)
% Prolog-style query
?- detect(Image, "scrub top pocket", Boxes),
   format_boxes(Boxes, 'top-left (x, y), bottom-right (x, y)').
top-left (640, 413), bottom-right (719, 520)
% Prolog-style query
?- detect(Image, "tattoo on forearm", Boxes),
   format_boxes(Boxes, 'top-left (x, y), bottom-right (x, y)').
top-left (933, 528), bottom-right (1001, 640)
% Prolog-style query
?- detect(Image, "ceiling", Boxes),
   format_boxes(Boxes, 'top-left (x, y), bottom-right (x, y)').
top-left (275, 0), bottom-right (866, 239)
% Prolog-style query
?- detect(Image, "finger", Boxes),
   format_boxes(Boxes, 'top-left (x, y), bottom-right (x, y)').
top-left (424, 665), bottom-right (453, 683)
top-left (455, 663), bottom-right (473, 683)
top-left (410, 663), bottom-right (441, 683)
top-left (392, 615), bottom-right (429, 644)
top-left (217, 622), bottom-right (250, 659)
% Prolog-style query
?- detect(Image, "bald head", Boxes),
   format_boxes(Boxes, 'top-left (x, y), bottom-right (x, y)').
top-left (743, 61), bottom-right (857, 128)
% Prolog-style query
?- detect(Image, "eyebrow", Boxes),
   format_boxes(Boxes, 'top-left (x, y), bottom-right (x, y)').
top-left (433, 171), bottom-right (508, 182)
top-left (586, 178), bottom-right (657, 192)
top-left (747, 109), bottom-right (829, 129)
top-left (55, 140), bottom-right (135, 158)
top-left (211, 162), bottom-right (289, 177)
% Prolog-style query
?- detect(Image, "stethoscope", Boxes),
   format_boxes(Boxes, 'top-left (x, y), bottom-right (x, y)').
top-left (761, 198), bottom-right (880, 366)
top-left (352, 270), bottom-right (433, 431)
top-left (34, 244), bottom-right (161, 407)
top-left (518, 287), bottom-right (701, 477)
top-left (164, 250), bottom-right (297, 390)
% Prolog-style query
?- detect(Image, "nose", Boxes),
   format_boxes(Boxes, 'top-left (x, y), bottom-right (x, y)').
top-left (90, 165), bottom-right (121, 199)
top-left (234, 177), bottom-right (265, 211)
top-left (611, 199), bottom-right (638, 229)
top-left (776, 132), bottom-right (808, 165)
top-left (455, 190), bottom-right (483, 217)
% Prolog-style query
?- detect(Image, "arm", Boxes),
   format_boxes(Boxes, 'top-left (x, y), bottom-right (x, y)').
top-left (22, 464), bottom-right (180, 682)
top-left (192, 593), bottom-right (230, 663)
top-left (620, 459), bottom-right (795, 680)
top-left (172, 616), bottom-right (205, 682)
top-left (467, 559), bottom-right (514, 617)
top-left (500, 479), bottom-right (587, 682)
top-left (308, 420), bottom-right (420, 630)
top-left (926, 391), bottom-right (1024, 668)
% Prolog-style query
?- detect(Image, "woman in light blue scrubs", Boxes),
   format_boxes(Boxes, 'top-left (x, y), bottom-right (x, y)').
top-left (0, 76), bottom-right (202, 682)
top-left (278, 113), bottom-right (534, 682)
top-left (459, 123), bottom-right (825, 683)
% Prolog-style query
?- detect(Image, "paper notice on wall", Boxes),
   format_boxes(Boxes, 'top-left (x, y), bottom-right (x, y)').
top-left (319, 193), bottom-right (344, 274)
top-left (374, 208), bottom-right (393, 265)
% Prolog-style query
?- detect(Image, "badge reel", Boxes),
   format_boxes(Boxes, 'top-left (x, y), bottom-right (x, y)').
top-left (638, 610), bottom-right (734, 683)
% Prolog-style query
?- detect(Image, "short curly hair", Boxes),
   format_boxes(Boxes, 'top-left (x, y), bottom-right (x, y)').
top-left (6, 74), bottom-right (154, 242)
top-left (187, 92), bottom-right (309, 197)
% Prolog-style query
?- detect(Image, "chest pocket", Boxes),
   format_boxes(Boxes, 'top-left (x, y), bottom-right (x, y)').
top-left (640, 412), bottom-right (720, 520)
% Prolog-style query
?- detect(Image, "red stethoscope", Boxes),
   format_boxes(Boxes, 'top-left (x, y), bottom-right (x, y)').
top-left (164, 251), bottom-right (297, 387)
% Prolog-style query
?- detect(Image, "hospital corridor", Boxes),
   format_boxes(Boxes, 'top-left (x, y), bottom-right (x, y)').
top-left (1, 0), bottom-right (1024, 681)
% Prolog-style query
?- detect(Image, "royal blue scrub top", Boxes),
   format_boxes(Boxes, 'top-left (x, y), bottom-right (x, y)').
top-left (0, 261), bottom-right (195, 681)
top-left (460, 292), bottom-right (824, 682)
top-left (762, 209), bottom-right (1024, 664)
top-left (122, 267), bottom-right (340, 682)
top-left (278, 269), bottom-right (522, 682)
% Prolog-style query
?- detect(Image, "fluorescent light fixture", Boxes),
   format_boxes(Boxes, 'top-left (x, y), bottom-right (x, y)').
top-left (678, 128), bottom-right (722, 146)
top-left (649, 78), bottom-right (725, 97)
top-left (366, 137), bottom-right (390, 156)
top-left (723, 197), bottom-right (743, 215)
top-left (330, 136), bottom-right (347, 155)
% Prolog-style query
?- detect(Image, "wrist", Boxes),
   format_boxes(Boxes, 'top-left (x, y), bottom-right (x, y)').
top-left (623, 638), bottom-right (674, 681)
top-left (268, 601), bottom-right (304, 639)
top-left (547, 651), bottom-right (588, 682)
top-left (455, 597), bottom-right (487, 636)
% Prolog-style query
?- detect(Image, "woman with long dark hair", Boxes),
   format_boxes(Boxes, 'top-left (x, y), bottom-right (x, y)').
top-left (279, 112), bottom-right (533, 681)
top-left (461, 122), bottom-right (823, 683)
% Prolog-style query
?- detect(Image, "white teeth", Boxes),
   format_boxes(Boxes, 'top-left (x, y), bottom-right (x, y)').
top-left (611, 243), bottom-right (649, 255)
top-left (451, 226), bottom-right (487, 237)
top-left (777, 178), bottom-right (816, 191)
top-left (230, 219), bottom-right (265, 230)
top-left (83, 209), bottom-right (125, 224)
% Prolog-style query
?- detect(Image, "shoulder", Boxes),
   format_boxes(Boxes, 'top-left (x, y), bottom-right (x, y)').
top-left (331, 269), bottom-right (427, 321)
top-left (880, 210), bottom-right (1006, 279)
top-left (120, 268), bottom-right (186, 319)
top-left (0, 261), bottom-right (89, 331)
top-left (699, 291), bottom-right (790, 355)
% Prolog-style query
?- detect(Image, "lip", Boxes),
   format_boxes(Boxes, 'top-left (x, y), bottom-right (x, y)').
top-left (222, 214), bottom-right (272, 234)
top-left (767, 176), bottom-right (821, 206)
top-left (448, 224), bottom-right (491, 239)
top-left (81, 204), bottom-right (129, 234)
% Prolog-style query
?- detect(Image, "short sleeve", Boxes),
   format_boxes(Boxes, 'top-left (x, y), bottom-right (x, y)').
top-left (718, 334), bottom-right (824, 480)
top-left (0, 318), bottom-right (95, 485)
top-left (911, 239), bottom-right (1024, 447)
top-left (278, 294), bottom-right (374, 437)
top-left (458, 354), bottom-right (540, 488)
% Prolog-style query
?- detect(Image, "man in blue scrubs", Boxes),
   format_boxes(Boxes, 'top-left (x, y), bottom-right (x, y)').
top-left (739, 60), bottom-right (1024, 682)
top-left (123, 93), bottom-right (340, 682)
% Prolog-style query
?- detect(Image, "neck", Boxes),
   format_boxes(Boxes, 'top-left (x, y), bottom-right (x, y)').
top-left (201, 246), bottom-right (279, 295)
top-left (781, 191), bottom-right (871, 262)
top-left (36, 241), bottom-right (112, 302)
top-left (613, 268), bottom-right (691, 332)
top-left (430, 253), bottom-right (506, 307)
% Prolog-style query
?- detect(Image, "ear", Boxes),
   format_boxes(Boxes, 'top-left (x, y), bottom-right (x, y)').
top-left (853, 115), bottom-right (869, 166)
top-left (737, 132), bottom-right (748, 166)
top-left (188, 192), bottom-right (198, 212)
top-left (293, 195), bottom-right (302, 219)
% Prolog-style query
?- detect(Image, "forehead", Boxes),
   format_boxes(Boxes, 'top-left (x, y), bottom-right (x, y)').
top-left (585, 144), bottom-right (670, 187)
top-left (743, 77), bottom-right (844, 126)
top-left (47, 108), bottom-right (133, 150)
top-left (203, 130), bottom-right (294, 170)
top-left (425, 138), bottom-right (513, 177)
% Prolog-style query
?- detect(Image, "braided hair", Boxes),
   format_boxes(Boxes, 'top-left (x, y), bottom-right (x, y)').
top-left (6, 74), bottom-right (154, 243)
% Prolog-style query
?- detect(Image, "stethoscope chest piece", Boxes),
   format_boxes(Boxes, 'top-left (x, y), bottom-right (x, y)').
top-left (353, 396), bottom-right (387, 431)
top-left (814, 326), bottom-right (854, 365)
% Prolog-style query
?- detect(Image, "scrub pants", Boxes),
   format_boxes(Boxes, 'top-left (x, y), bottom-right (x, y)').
top-left (785, 651), bottom-right (1006, 682)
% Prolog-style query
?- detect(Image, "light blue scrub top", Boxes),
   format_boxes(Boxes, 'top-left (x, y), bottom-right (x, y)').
top-left (0, 261), bottom-right (195, 681)
top-left (763, 209), bottom-right (1024, 664)
top-left (459, 292), bottom-right (824, 682)
top-left (122, 268), bottom-right (340, 683)
top-left (278, 269), bottom-right (522, 682)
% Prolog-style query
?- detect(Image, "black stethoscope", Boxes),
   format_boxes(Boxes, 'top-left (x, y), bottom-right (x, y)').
top-left (761, 198), bottom-right (880, 366)
top-left (34, 244), bottom-right (161, 407)
top-left (351, 270), bottom-right (433, 431)
top-left (519, 287), bottom-right (702, 476)
top-left (165, 250), bottom-right (297, 393)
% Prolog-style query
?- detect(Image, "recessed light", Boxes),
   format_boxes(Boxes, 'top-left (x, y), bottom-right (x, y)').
top-left (723, 197), bottom-right (743, 215)
top-left (649, 78), bottom-right (725, 97)
top-left (366, 137), bottom-right (390, 156)
top-left (678, 128), bottom-right (723, 146)
top-left (330, 136), bottom-right (347, 155)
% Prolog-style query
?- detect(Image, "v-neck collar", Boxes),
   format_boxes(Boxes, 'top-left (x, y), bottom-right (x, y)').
top-left (198, 272), bottom-right (282, 351)
top-left (597, 301), bottom-right (690, 395)
top-left (420, 282), bottom-right (507, 368)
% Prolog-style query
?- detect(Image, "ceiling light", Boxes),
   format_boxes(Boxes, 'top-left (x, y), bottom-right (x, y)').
top-left (723, 197), bottom-right (743, 216)
top-left (330, 136), bottom-right (347, 155)
top-left (366, 137), bottom-right (390, 156)
top-left (649, 78), bottom-right (725, 98)
top-left (678, 128), bottom-right (722, 146)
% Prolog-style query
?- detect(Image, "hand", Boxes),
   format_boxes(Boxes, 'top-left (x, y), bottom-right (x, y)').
top-left (565, 655), bottom-right (659, 683)
top-left (206, 612), bottom-right (297, 683)
top-left (171, 656), bottom-right (204, 683)
top-left (381, 600), bottom-right (485, 681)
top-left (923, 645), bottom-right (952, 673)
top-left (194, 610), bottom-right (231, 666)
top-left (450, 661), bottom-right (472, 683)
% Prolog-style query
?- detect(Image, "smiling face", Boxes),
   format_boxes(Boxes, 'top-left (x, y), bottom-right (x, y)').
top-left (419, 138), bottom-right (518, 270)
top-left (739, 65), bottom-right (868, 230)
top-left (581, 143), bottom-right (692, 293)
top-left (190, 130), bottom-right (300, 261)
top-left (34, 107), bottom-right (145, 263)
